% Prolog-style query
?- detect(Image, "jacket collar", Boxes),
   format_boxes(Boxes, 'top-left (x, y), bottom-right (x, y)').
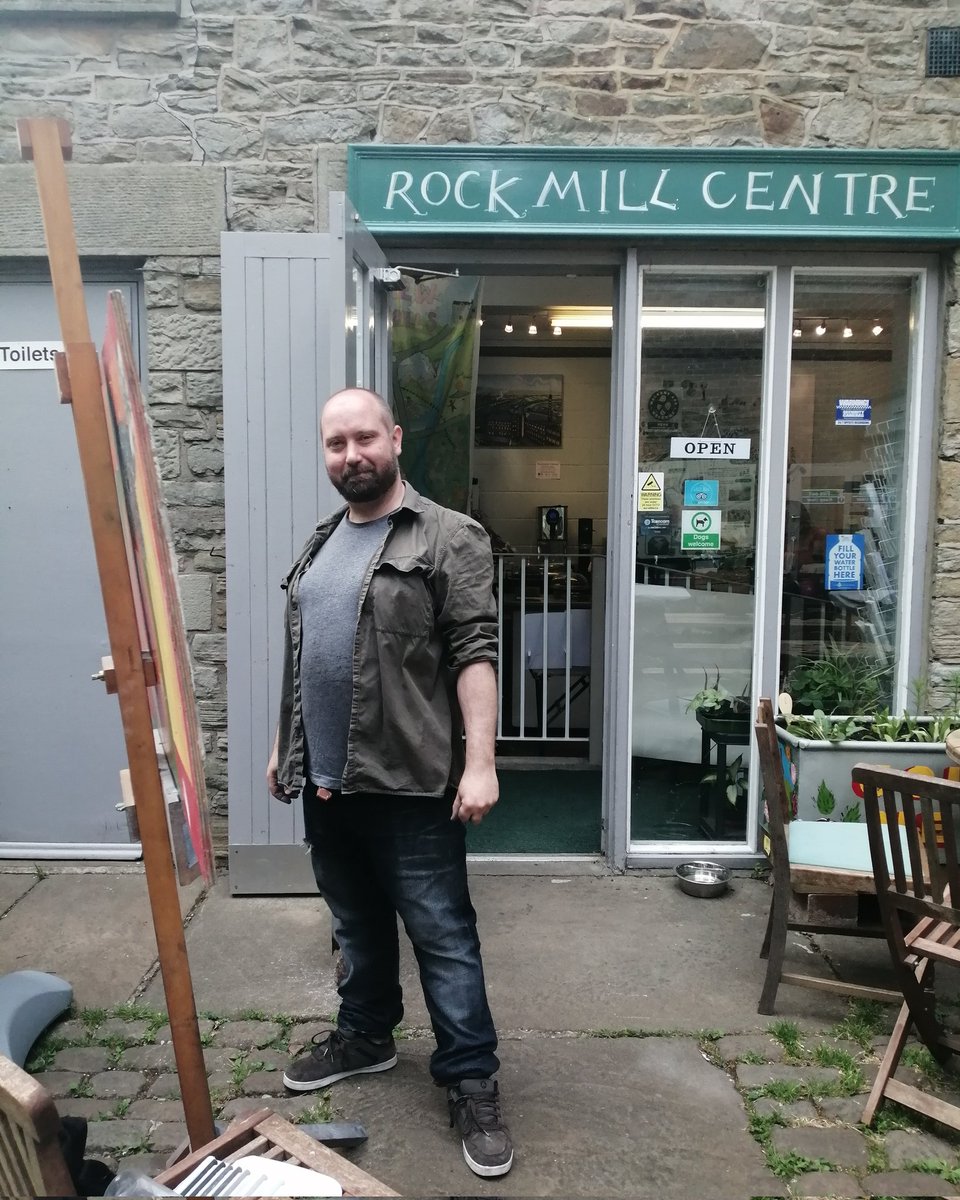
top-left (315, 480), bottom-right (424, 535)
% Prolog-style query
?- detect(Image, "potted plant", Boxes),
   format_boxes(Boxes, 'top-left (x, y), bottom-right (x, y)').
top-left (687, 668), bottom-right (751, 739)
top-left (775, 668), bottom-right (960, 824)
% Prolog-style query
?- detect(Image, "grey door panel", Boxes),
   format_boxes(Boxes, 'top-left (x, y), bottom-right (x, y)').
top-left (1, 280), bottom-right (139, 850)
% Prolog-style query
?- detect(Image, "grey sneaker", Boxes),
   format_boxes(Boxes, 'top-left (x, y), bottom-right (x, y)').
top-left (447, 1077), bottom-right (514, 1178)
top-left (283, 1028), bottom-right (397, 1092)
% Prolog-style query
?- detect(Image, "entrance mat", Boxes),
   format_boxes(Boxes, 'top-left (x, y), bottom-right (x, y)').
top-left (467, 769), bottom-right (601, 854)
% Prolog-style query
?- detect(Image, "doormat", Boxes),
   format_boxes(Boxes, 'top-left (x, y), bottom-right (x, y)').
top-left (467, 769), bottom-right (601, 854)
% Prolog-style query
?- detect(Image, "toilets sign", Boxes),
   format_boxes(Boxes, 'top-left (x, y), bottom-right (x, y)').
top-left (0, 340), bottom-right (62, 369)
top-left (349, 147), bottom-right (960, 240)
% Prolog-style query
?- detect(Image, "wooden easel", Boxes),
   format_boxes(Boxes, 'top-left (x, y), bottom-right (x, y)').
top-left (17, 117), bottom-right (215, 1148)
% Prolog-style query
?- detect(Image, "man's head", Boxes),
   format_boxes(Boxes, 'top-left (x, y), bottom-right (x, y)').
top-left (321, 387), bottom-right (402, 507)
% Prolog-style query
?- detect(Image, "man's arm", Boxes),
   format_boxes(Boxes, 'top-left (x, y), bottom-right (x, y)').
top-left (267, 727), bottom-right (295, 803)
top-left (452, 660), bottom-right (499, 824)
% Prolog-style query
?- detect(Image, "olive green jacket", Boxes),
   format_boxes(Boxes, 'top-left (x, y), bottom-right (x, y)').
top-left (275, 483), bottom-right (498, 797)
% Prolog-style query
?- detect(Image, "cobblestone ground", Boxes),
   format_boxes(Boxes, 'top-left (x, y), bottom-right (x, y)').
top-left (29, 1002), bottom-right (960, 1197)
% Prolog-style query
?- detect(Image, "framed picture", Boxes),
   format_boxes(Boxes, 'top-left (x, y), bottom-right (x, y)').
top-left (475, 373), bottom-right (563, 448)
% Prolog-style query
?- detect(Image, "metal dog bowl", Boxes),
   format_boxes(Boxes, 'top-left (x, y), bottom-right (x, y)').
top-left (675, 861), bottom-right (731, 899)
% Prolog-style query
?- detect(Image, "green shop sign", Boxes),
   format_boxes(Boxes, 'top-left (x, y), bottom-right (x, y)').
top-left (348, 146), bottom-right (960, 240)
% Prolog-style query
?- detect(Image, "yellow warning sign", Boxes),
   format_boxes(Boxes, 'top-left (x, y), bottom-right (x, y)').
top-left (638, 471), bottom-right (664, 512)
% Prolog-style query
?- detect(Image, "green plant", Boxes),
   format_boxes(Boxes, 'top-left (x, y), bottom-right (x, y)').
top-left (68, 1076), bottom-right (94, 1098)
top-left (785, 643), bottom-right (889, 715)
top-left (785, 711), bottom-right (867, 742)
top-left (78, 1007), bottom-right (107, 1032)
top-left (832, 1000), bottom-right (885, 1049)
top-left (765, 1149), bottom-right (832, 1179)
top-left (703, 753), bottom-right (748, 805)
top-left (686, 668), bottom-right (750, 717)
top-left (768, 1019), bottom-right (804, 1059)
top-left (296, 1096), bottom-right (334, 1123)
top-left (229, 1053), bottom-right (266, 1088)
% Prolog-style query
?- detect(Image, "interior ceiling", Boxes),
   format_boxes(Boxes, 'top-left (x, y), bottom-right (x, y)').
top-left (475, 276), bottom-right (894, 353)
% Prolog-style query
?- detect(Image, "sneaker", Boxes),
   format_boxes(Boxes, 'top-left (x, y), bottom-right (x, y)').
top-left (282, 1028), bottom-right (397, 1093)
top-left (447, 1077), bottom-right (514, 1178)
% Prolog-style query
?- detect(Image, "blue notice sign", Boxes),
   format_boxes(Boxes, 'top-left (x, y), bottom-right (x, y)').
top-left (835, 397), bottom-right (872, 426)
top-left (683, 479), bottom-right (719, 507)
top-left (825, 533), bottom-right (865, 591)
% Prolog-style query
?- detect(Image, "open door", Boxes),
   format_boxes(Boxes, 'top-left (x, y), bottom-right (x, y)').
top-left (222, 196), bottom-right (391, 893)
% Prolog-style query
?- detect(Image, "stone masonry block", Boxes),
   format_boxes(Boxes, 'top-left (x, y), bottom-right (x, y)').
top-left (185, 443), bottom-right (223, 477)
top-left (182, 276), bottom-right (221, 312)
top-left (88, 1071), bottom-right (145, 1099)
top-left (145, 275), bottom-right (179, 308)
top-left (235, 18), bottom-right (291, 71)
top-left (663, 22), bottom-right (770, 69)
top-left (148, 311), bottom-right (222, 372)
top-left (178, 572), bottom-right (213, 631)
top-left (939, 461), bottom-right (960, 520)
top-left (770, 1125), bottom-right (870, 1169)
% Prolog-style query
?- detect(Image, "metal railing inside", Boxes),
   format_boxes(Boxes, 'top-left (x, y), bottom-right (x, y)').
top-left (494, 552), bottom-right (603, 744)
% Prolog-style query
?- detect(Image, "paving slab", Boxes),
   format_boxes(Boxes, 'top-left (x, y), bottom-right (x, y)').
top-left (320, 1034), bottom-right (784, 1198)
top-left (157, 875), bottom-right (885, 1033)
top-left (0, 871), bottom-right (203, 1008)
top-left (770, 1125), bottom-right (870, 1170)
top-left (0, 873), bottom-right (37, 916)
top-left (141, 881), bottom-right (337, 1014)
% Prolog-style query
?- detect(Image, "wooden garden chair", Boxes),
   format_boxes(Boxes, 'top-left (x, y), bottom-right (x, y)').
top-left (856, 763), bottom-right (960, 1132)
top-left (0, 1052), bottom-right (398, 1198)
top-left (754, 698), bottom-right (901, 1014)
top-left (0, 1053), bottom-right (76, 1198)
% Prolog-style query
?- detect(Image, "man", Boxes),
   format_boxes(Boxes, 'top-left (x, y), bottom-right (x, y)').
top-left (266, 387), bottom-right (513, 1179)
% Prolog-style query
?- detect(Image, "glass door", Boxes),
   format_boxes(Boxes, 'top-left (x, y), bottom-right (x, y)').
top-left (630, 272), bottom-right (768, 844)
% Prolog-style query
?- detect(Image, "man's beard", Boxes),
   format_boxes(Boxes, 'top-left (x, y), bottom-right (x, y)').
top-left (333, 456), bottom-right (399, 503)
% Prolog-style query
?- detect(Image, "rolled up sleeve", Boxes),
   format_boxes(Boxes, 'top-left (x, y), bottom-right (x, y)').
top-left (434, 521), bottom-right (499, 673)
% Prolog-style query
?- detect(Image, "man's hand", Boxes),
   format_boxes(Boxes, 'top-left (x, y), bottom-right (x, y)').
top-left (451, 764), bottom-right (499, 824)
top-left (454, 661), bottom-right (499, 824)
top-left (267, 736), bottom-right (296, 804)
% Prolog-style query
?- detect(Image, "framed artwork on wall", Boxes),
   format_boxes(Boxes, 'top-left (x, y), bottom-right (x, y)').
top-left (475, 373), bottom-right (563, 448)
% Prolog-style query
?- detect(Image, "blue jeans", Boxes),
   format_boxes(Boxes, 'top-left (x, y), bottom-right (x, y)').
top-left (302, 788), bottom-right (500, 1084)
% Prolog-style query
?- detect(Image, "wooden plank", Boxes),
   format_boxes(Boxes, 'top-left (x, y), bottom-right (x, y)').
top-left (255, 1113), bottom-right (400, 1198)
top-left (791, 865), bottom-right (878, 893)
top-left (155, 1109), bottom-right (274, 1186)
top-left (884, 1079), bottom-right (960, 1132)
top-left (781, 973), bottom-right (901, 1004)
top-left (17, 116), bottom-right (215, 1150)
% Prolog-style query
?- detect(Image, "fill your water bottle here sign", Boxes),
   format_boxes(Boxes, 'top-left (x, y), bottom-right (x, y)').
top-left (825, 533), bottom-right (865, 591)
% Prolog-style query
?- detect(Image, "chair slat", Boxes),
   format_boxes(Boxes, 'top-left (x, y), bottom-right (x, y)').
top-left (754, 699), bottom-right (888, 1014)
top-left (853, 763), bottom-right (960, 1136)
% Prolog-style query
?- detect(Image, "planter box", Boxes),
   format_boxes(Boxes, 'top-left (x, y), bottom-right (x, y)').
top-left (775, 721), bottom-right (952, 823)
top-left (694, 709), bottom-right (751, 741)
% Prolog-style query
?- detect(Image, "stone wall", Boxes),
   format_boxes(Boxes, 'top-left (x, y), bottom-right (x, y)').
top-left (1, 0), bottom-right (958, 847)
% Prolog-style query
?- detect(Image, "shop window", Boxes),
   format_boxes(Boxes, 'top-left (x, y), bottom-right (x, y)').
top-left (779, 275), bottom-right (916, 712)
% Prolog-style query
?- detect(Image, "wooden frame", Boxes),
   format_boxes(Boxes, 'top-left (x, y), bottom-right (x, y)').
top-left (17, 117), bottom-right (214, 1147)
top-left (856, 763), bottom-right (960, 1132)
top-left (754, 698), bottom-right (896, 1014)
top-left (154, 1107), bottom-right (399, 1197)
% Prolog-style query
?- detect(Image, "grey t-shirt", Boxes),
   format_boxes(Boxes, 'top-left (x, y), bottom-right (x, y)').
top-left (298, 514), bottom-right (389, 789)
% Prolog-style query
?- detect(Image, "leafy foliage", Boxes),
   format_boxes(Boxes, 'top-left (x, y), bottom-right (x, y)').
top-left (786, 644), bottom-right (889, 715)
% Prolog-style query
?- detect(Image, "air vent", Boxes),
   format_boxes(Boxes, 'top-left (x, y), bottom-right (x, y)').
top-left (927, 27), bottom-right (960, 78)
